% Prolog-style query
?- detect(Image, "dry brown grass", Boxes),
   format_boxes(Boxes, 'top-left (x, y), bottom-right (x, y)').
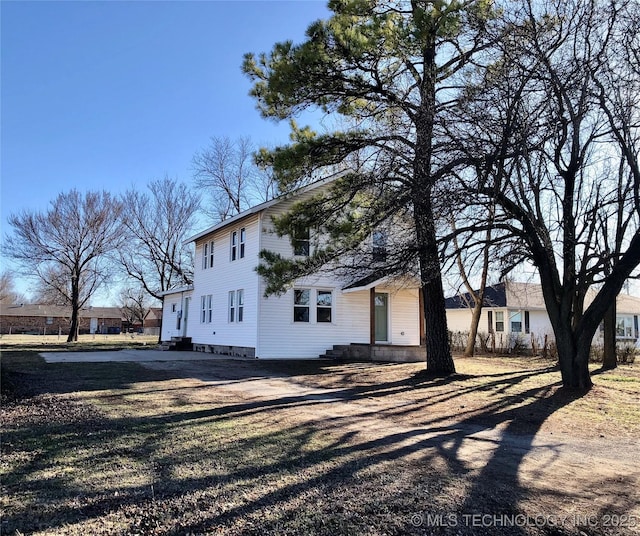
top-left (1, 352), bottom-right (639, 536)
top-left (0, 333), bottom-right (159, 350)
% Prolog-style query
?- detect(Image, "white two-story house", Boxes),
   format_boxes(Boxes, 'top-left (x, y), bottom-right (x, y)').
top-left (161, 178), bottom-right (425, 359)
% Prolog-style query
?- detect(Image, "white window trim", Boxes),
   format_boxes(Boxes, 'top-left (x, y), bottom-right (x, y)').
top-left (293, 288), bottom-right (311, 323)
top-left (293, 288), bottom-right (334, 324)
top-left (207, 294), bottom-right (213, 323)
top-left (316, 289), bottom-right (333, 323)
top-left (228, 290), bottom-right (236, 323)
top-left (230, 231), bottom-right (238, 261)
top-left (293, 226), bottom-right (310, 257)
top-left (237, 289), bottom-right (244, 323)
top-left (209, 240), bottom-right (214, 268)
top-left (230, 228), bottom-right (247, 261)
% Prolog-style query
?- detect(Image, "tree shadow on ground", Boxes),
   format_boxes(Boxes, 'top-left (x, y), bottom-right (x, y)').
top-left (2, 360), bottom-right (636, 535)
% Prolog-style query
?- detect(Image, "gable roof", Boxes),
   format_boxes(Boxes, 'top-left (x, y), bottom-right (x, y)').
top-left (446, 281), bottom-right (640, 314)
top-left (445, 282), bottom-right (508, 309)
top-left (185, 172), bottom-right (346, 244)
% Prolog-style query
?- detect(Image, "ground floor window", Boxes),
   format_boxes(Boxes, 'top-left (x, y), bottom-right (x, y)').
top-left (510, 312), bottom-right (522, 333)
top-left (229, 291), bottom-right (236, 322)
top-left (495, 311), bottom-right (504, 332)
top-left (317, 290), bottom-right (332, 322)
top-left (201, 295), bottom-right (212, 323)
top-left (237, 289), bottom-right (244, 322)
top-left (616, 315), bottom-right (635, 338)
top-left (294, 288), bottom-right (333, 323)
top-left (294, 289), bottom-right (310, 322)
top-left (228, 290), bottom-right (244, 323)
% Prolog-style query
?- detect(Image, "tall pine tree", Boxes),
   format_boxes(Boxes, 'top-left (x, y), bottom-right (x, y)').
top-left (244, 0), bottom-right (497, 374)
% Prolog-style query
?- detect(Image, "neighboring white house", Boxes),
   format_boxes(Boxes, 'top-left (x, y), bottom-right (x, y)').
top-left (445, 281), bottom-right (640, 350)
top-left (161, 178), bottom-right (425, 359)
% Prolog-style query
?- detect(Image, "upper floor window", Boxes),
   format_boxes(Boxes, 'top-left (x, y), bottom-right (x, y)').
top-left (231, 231), bottom-right (238, 261)
top-left (372, 230), bottom-right (388, 262)
top-left (202, 240), bottom-right (214, 269)
top-left (293, 225), bottom-right (310, 256)
top-left (230, 228), bottom-right (246, 261)
top-left (240, 228), bottom-right (246, 258)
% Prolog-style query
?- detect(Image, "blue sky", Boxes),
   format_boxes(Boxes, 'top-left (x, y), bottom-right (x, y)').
top-left (1, 0), bottom-right (330, 221)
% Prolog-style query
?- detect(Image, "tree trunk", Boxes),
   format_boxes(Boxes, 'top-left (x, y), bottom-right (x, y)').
top-left (67, 274), bottom-right (80, 342)
top-left (411, 30), bottom-right (455, 376)
top-left (415, 197), bottom-right (455, 375)
top-left (464, 300), bottom-right (483, 357)
top-left (602, 301), bottom-right (617, 370)
top-left (555, 330), bottom-right (593, 392)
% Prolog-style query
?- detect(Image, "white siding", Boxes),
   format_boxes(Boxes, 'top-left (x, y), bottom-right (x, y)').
top-left (446, 309), bottom-right (475, 333)
top-left (161, 290), bottom-right (193, 341)
top-left (257, 287), bottom-right (370, 358)
top-left (189, 215), bottom-right (260, 349)
top-left (389, 288), bottom-right (421, 345)
top-left (254, 204), bottom-right (422, 357)
top-left (257, 285), bottom-right (420, 358)
top-left (527, 310), bottom-right (554, 346)
top-left (446, 307), bottom-right (555, 348)
top-left (257, 202), bottom-right (363, 357)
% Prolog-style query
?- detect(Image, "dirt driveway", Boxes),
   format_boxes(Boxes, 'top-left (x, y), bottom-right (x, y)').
top-left (134, 357), bottom-right (640, 535)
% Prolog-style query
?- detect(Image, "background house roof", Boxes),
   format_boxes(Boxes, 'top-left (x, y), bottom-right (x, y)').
top-left (0, 304), bottom-right (124, 319)
top-left (445, 282), bottom-right (508, 308)
top-left (445, 281), bottom-right (640, 314)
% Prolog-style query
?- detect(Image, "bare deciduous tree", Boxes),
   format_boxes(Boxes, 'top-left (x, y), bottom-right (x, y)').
top-left (0, 270), bottom-right (28, 305)
top-left (4, 190), bottom-right (123, 341)
top-left (454, 0), bottom-right (640, 390)
top-left (119, 287), bottom-right (150, 331)
top-left (119, 177), bottom-right (200, 301)
top-left (192, 136), bottom-right (277, 222)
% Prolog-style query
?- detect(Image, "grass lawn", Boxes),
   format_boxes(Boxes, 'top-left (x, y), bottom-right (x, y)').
top-left (1, 340), bottom-right (639, 535)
